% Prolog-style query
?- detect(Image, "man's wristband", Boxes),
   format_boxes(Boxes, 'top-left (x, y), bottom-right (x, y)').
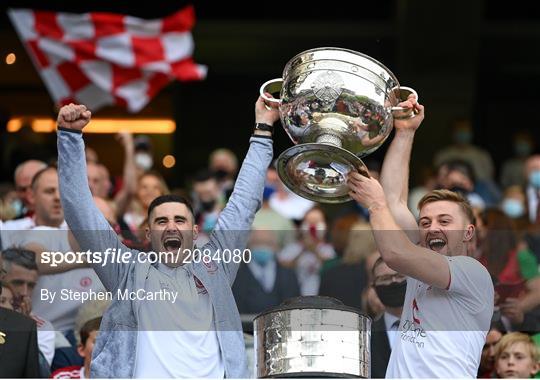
top-left (254, 122), bottom-right (274, 135)
top-left (58, 126), bottom-right (82, 134)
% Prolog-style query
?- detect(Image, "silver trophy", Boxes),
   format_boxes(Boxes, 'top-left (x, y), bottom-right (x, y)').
top-left (254, 296), bottom-right (371, 378)
top-left (260, 47), bottom-right (418, 203)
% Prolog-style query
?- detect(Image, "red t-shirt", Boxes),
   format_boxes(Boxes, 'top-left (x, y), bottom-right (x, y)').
top-left (480, 249), bottom-right (522, 283)
top-left (50, 366), bottom-right (83, 379)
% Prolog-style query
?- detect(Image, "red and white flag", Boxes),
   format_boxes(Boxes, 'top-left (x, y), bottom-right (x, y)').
top-left (8, 6), bottom-right (207, 113)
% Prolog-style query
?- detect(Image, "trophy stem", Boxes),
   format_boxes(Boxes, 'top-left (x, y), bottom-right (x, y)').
top-left (316, 134), bottom-right (342, 147)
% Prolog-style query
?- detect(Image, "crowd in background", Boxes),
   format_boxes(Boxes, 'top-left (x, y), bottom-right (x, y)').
top-left (1, 116), bottom-right (540, 378)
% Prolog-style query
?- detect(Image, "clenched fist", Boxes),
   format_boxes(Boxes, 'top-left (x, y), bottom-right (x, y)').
top-left (57, 103), bottom-right (92, 131)
top-left (393, 94), bottom-right (424, 132)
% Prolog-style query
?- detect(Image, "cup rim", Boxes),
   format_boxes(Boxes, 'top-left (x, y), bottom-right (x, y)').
top-left (283, 47), bottom-right (399, 86)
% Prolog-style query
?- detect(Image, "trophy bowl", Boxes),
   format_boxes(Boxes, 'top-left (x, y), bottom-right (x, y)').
top-left (260, 47), bottom-right (417, 203)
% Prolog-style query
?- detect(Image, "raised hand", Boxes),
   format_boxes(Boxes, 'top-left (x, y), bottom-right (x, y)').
top-left (57, 103), bottom-right (92, 131)
top-left (255, 93), bottom-right (280, 125)
top-left (116, 130), bottom-right (134, 152)
top-left (347, 171), bottom-right (387, 210)
top-left (393, 94), bottom-right (425, 132)
top-left (500, 297), bottom-right (525, 325)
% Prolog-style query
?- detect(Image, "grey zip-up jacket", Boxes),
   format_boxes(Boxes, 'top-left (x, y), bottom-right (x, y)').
top-left (57, 129), bottom-right (273, 378)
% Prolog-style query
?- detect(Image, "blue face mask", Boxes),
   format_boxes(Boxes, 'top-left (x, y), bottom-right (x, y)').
top-left (262, 185), bottom-right (276, 201)
top-left (529, 170), bottom-right (540, 188)
top-left (454, 130), bottom-right (472, 145)
top-left (10, 199), bottom-right (24, 218)
top-left (202, 213), bottom-right (218, 233)
top-left (251, 246), bottom-right (274, 266)
top-left (501, 199), bottom-right (525, 219)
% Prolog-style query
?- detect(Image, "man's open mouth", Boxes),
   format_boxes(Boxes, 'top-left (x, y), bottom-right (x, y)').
top-left (163, 236), bottom-right (182, 251)
top-left (428, 237), bottom-right (447, 251)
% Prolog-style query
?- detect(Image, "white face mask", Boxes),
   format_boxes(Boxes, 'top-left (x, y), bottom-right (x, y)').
top-left (10, 198), bottom-right (24, 217)
top-left (135, 153), bottom-right (153, 171)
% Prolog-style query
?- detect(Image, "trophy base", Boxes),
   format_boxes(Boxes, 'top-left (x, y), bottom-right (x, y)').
top-left (276, 143), bottom-right (370, 204)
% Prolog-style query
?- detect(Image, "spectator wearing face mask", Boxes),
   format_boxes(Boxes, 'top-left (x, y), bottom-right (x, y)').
top-left (362, 251), bottom-right (386, 320)
top-left (370, 257), bottom-right (407, 378)
top-left (191, 170), bottom-right (225, 246)
top-left (0, 182), bottom-right (18, 221)
top-left (500, 132), bottom-right (535, 189)
top-left (434, 119), bottom-right (501, 206)
top-left (232, 229), bottom-right (300, 315)
top-left (278, 206), bottom-right (336, 296)
top-left (209, 148), bottom-right (238, 201)
top-left (500, 186), bottom-right (530, 231)
top-left (434, 118), bottom-right (495, 183)
top-left (133, 135), bottom-right (154, 173)
top-left (436, 160), bottom-right (489, 210)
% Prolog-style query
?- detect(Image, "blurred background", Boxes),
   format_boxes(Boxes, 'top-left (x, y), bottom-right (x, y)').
top-left (0, 0), bottom-right (539, 189)
top-left (2, 5), bottom-right (540, 378)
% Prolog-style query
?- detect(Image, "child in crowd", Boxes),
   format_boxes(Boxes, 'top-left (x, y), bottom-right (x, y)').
top-left (50, 317), bottom-right (101, 379)
top-left (495, 332), bottom-right (539, 379)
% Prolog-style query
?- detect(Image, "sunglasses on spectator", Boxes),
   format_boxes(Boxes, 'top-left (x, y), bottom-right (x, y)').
top-left (1, 248), bottom-right (36, 263)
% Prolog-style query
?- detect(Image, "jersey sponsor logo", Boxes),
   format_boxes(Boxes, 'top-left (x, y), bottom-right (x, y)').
top-left (412, 298), bottom-right (421, 324)
top-left (401, 298), bottom-right (427, 348)
top-left (194, 276), bottom-right (208, 294)
top-left (80, 276), bottom-right (92, 287)
top-left (401, 318), bottom-right (427, 349)
top-left (203, 259), bottom-right (218, 274)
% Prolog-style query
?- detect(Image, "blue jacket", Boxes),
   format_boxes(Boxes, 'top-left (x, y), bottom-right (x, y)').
top-left (57, 129), bottom-right (273, 378)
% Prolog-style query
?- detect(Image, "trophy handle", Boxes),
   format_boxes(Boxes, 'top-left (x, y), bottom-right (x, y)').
top-left (260, 79), bottom-right (283, 105)
top-left (390, 86), bottom-right (419, 119)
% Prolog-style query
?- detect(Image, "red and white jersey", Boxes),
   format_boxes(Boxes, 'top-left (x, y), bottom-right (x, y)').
top-left (51, 366), bottom-right (84, 379)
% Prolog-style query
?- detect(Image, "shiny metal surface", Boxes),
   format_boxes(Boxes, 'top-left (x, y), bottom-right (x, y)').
top-left (276, 143), bottom-right (369, 204)
top-left (254, 297), bottom-right (371, 378)
top-left (260, 47), bottom-right (416, 203)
